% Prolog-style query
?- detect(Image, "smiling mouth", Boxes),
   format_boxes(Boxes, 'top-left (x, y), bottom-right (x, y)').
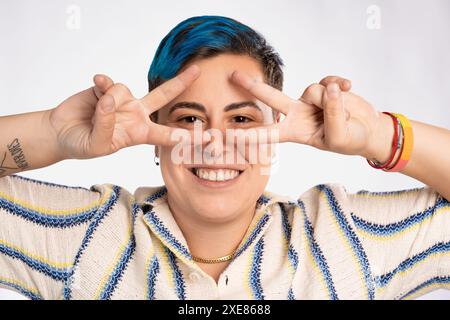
top-left (189, 168), bottom-right (244, 182)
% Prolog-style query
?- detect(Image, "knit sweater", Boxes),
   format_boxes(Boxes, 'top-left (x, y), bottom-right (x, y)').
top-left (0, 174), bottom-right (449, 300)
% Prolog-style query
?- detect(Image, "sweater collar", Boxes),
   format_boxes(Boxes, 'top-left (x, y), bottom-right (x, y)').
top-left (133, 185), bottom-right (293, 268)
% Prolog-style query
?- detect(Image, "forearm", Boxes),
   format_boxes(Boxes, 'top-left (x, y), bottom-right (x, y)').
top-left (0, 109), bottom-right (63, 177)
top-left (399, 120), bottom-right (450, 201)
top-left (367, 114), bottom-right (450, 201)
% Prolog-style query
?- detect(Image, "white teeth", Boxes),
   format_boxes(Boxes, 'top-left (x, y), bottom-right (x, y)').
top-left (216, 170), bottom-right (224, 181)
top-left (193, 168), bottom-right (240, 181)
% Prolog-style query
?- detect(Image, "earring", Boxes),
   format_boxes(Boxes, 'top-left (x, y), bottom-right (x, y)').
top-left (154, 155), bottom-right (160, 166)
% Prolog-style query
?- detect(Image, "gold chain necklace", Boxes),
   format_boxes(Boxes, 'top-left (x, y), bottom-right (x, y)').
top-left (192, 251), bottom-right (236, 264)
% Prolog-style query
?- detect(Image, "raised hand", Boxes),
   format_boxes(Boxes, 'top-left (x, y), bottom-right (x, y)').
top-left (230, 71), bottom-right (389, 160)
top-left (46, 65), bottom-right (202, 160)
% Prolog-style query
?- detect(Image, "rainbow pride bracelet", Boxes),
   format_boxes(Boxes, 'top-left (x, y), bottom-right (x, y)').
top-left (383, 113), bottom-right (414, 172)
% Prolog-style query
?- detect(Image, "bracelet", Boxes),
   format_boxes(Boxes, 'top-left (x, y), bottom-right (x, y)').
top-left (383, 113), bottom-right (414, 172)
top-left (366, 112), bottom-right (401, 170)
top-left (383, 117), bottom-right (404, 171)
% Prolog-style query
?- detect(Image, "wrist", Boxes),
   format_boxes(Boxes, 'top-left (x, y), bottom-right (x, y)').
top-left (40, 109), bottom-right (67, 163)
top-left (363, 112), bottom-right (395, 163)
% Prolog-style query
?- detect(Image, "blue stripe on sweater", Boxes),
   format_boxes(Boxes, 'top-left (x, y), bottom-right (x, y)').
top-left (63, 186), bottom-right (120, 299)
top-left (0, 197), bottom-right (98, 228)
top-left (144, 186), bottom-right (167, 203)
top-left (166, 247), bottom-right (186, 300)
top-left (375, 241), bottom-right (450, 287)
top-left (99, 236), bottom-right (136, 300)
top-left (280, 203), bottom-right (299, 268)
top-left (147, 256), bottom-right (160, 300)
top-left (145, 211), bottom-right (192, 260)
top-left (317, 184), bottom-right (375, 299)
top-left (351, 196), bottom-right (449, 236)
top-left (0, 279), bottom-right (43, 300)
top-left (287, 288), bottom-right (296, 300)
top-left (98, 203), bottom-right (139, 299)
top-left (398, 275), bottom-right (450, 299)
top-left (0, 243), bottom-right (70, 281)
top-left (249, 237), bottom-right (265, 300)
top-left (302, 209), bottom-right (339, 300)
top-left (234, 214), bottom-right (270, 259)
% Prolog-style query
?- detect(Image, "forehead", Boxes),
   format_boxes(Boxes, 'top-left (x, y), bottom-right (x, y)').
top-left (159, 54), bottom-right (268, 115)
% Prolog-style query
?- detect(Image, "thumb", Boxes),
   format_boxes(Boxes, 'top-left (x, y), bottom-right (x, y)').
top-left (89, 94), bottom-right (116, 155)
top-left (93, 74), bottom-right (114, 99)
top-left (322, 83), bottom-right (347, 148)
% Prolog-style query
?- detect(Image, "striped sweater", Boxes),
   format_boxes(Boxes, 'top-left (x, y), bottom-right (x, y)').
top-left (0, 174), bottom-right (449, 300)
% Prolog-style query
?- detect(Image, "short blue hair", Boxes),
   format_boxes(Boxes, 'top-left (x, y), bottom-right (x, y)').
top-left (147, 15), bottom-right (284, 94)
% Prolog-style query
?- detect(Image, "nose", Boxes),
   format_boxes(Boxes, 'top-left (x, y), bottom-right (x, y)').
top-left (202, 120), bottom-right (228, 161)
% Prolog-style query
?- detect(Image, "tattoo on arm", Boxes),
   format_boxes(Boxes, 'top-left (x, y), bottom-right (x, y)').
top-left (0, 138), bottom-right (29, 176)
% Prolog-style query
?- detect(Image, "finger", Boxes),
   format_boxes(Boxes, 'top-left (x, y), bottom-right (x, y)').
top-left (301, 83), bottom-right (325, 107)
top-left (301, 83), bottom-right (350, 121)
top-left (90, 94), bottom-right (116, 155)
top-left (140, 64), bottom-right (201, 114)
top-left (93, 74), bottom-right (115, 99)
top-left (226, 123), bottom-right (288, 145)
top-left (230, 70), bottom-right (292, 115)
top-left (322, 83), bottom-right (348, 148)
top-left (146, 123), bottom-right (211, 147)
top-left (319, 76), bottom-right (352, 92)
top-left (104, 83), bottom-right (133, 107)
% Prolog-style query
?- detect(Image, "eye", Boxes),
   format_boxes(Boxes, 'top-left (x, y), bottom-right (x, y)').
top-left (232, 115), bottom-right (252, 123)
top-left (178, 116), bottom-right (203, 124)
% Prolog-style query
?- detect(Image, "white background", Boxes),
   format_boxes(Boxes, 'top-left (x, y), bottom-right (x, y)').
top-left (0, 0), bottom-right (449, 300)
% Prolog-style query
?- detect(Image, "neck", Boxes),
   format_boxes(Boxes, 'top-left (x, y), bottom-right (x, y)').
top-left (167, 196), bottom-right (257, 260)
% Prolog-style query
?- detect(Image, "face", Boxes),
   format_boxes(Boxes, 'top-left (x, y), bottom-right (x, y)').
top-left (156, 53), bottom-right (278, 223)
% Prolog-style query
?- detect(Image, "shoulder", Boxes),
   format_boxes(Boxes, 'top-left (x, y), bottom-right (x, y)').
top-left (0, 174), bottom-right (137, 217)
top-left (266, 182), bottom-right (351, 210)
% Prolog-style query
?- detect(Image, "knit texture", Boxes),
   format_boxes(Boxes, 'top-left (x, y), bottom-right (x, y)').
top-left (0, 174), bottom-right (449, 300)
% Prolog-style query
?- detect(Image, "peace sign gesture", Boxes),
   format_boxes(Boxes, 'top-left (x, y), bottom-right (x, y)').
top-left (230, 71), bottom-right (388, 159)
top-left (47, 65), bottom-right (205, 160)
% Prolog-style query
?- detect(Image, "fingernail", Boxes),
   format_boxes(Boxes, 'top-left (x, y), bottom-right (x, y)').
top-left (102, 102), bottom-right (114, 113)
top-left (327, 83), bottom-right (340, 99)
top-left (188, 64), bottom-right (200, 76)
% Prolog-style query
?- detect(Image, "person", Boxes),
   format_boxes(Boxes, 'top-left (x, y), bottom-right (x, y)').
top-left (0, 15), bottom-right (449, 300)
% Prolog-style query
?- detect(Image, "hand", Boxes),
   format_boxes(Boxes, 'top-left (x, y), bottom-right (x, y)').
top-left (45, 65), bottom-right (202, 160)
top-left (230, 72), bottom-right (391, 161)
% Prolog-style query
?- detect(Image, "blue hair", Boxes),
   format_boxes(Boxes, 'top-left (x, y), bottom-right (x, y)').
top-left (147, 15), bottom-right (284, 93)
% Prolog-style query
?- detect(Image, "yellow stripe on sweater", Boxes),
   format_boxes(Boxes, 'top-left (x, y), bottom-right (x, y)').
top-left (0, 239), bottom-right (72, 269)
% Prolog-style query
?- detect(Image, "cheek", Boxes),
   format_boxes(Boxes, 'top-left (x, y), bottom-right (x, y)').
top-left (159, 147), bottom-right (185, 183)
top-left (235, 143), bottom-right (276, 168)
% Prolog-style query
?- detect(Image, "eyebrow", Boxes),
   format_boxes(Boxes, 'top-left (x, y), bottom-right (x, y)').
top-left (168, 101), bottom-right (262, 115)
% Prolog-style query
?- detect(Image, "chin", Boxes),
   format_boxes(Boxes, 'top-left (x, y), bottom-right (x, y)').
top-left (187, 191), bottom-right (244, 222)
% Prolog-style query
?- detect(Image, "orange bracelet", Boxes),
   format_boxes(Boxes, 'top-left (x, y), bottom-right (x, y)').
top-left (383, 113), bottom-right (414, 172)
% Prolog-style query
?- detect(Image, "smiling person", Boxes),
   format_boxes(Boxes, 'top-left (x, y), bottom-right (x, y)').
top-left (0, 15), bottom-right (449, 300)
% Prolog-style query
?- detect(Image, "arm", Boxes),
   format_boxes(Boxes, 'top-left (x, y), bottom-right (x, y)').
top-left (0, 74), bottom-right (117, 177)
top-left (0, 110), bottom-right (63, 177)
top-left (0, 174), bottom-right (107, 299)
top-left (368, 115), bottom-right (450, 201)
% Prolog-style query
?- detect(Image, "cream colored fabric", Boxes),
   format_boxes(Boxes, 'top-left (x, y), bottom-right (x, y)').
top-left (0, 174), bottom-right (449, 299)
